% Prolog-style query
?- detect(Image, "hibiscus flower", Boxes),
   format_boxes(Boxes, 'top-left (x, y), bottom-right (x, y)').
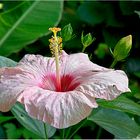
top-left (0, 28), bottom-right (130, 128)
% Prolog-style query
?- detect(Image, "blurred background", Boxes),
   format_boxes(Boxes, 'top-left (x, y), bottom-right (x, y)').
top-left (0, 0), bottom-right (140, 139)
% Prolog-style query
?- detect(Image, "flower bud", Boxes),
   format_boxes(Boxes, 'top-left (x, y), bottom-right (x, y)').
top-left (0, 3), bottom-right (3, 9)
top-left (81, 32), bottom-right (95, 48)
top-left (113, 35), bottom-right (132, 61)
top-left (61, 24), bottom-right (73, 42)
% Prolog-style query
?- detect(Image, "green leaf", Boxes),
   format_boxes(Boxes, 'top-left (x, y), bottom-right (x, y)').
top-left (88, 107), bottom-right (140, 138)
top-left (11, 103), bottom-right (56, 139)
top-left (97, 96), bottom-right (140, 116)
top-left (126, 58), bottom-right (140, 73)
top-left (135, 11), bottom-right (140, 17)
top-left (22, 128), bottom-right (41, 139)
top-left (0, 56), bottom-right (17, 67)
top-left (134, 72), bottom-right (140, 78)
top-left (77, 1), bottom-right (105, 25)
top-left (3, 123), bottom-right (22, 139)
top-left (4, 122), bottom-right (41, 139)
top-left (130, 81), bottom-right (140, 99)
top-left (2, 1), bottom-right (23, 12)
top-left (0, 1), bottom-right (63, 56)
top-left (119, 1), bottom-right (140, 15)
top-left (126, 58), bottom-right (140, 78)
top-left (77, 2), bottom-right (122, 27)
top-left (0, 116), bottom-right (15, 124)
top-left (0, 126), bottom-right (5, 139)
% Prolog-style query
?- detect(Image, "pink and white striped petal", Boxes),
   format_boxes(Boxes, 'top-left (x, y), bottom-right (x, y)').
top-left (0, 68), bottom-right (25, 111)
top-left (60, 52), bottom-right (107, 77)
top-left (19, 86), bottom-right (98, 128)
top-left (77, 70), bottom-right (130, 100)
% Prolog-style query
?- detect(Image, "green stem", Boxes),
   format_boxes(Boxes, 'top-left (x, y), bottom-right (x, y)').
top-left (62, 129), bottom-right (65, 139)
top-left (44, 123), bottom-right (48, 140)
top-left (110, 59), bottom-right (118, 68)
top-left (82, 46), bottom-right (86, 53)
top-left (96, 127), bottom-right (102, 139)
top-left (65, 127), bottom-right (72, 139)
top-left (68, 119), bottom-right (87, 139)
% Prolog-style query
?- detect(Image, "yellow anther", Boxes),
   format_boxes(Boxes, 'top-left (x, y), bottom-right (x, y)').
top-left (48, 27), bottom-right (63, 56)
top-left (58, 37), bottom-right (62, 44)
top-left (49, 38), bottom-right (54, 43)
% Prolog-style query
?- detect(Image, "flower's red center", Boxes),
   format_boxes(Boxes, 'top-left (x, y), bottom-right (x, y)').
top-left (39, 74), bottom-right (80, 92)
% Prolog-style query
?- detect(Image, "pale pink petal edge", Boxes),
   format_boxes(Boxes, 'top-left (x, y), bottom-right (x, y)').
top-left (18, 86), bottom-right (98, 128)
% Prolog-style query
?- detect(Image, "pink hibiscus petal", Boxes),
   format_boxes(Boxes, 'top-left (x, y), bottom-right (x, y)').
top-left (60, 52), bottom-right (107, 77)
top-left (19, 86), bottom-right (98, 128)
top-left (77, 70), bottom-right (130, 100)
top-left (17, 54), bottom-right (59, 91)
top-left (18, 55), bottom-right (55, 84)
top-left (0, 68), bottom-right (25, 111)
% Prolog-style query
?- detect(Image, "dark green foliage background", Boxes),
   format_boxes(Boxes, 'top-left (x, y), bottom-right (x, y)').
top-left (1, 1), bottom-right (140, 139)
